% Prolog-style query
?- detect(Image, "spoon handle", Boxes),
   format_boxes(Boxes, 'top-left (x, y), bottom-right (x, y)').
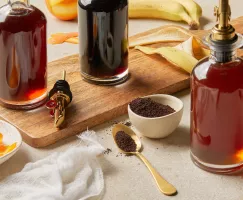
top-left (136, 153), bottom-right (177, 196)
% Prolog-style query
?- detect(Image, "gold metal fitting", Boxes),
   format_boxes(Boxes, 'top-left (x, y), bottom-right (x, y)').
top-left (46, 70), bottom-right (72, 128)
top-left (50, 92), bottom-right (71, 128)
top-left (211, 0), bottom-right (235, 41)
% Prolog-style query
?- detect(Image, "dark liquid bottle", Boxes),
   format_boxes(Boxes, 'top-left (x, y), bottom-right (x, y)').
top-left (78, 0), bottom-right (128, 85)
top-left (190, 0), bottom-right (243, 173)
top-left (0, 0), bottom-right (47, 109)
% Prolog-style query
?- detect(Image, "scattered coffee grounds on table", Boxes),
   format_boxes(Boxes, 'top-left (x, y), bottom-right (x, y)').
top-left (103, 148), bottom-right (112, 155)
top-left (124, 121), bottom-right (132, 127)
top-left (112, 120), bottom-right (119, 125)
top-left (129, 98), bottom-right (175, 118)
top-left (116, 153), bottom-right (124, 157)
top-left (115, 131), bottom-right (137, 152)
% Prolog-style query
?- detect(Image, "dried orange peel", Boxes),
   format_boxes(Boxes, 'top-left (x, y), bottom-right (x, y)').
top-left (48, 32), bottom-right (78, 44)
top-left (0, 133), bottom-right (17, 157)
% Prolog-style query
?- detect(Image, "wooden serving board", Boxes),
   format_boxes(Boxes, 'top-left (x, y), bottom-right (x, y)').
top-left (1, 17), bottom-right (243, 148)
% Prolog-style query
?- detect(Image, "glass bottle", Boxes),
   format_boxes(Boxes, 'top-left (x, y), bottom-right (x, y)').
top-left (191, 0), bottom-right (243, 173)
top-left (78, 0), bottom-right (129, 85)
top-left (0, 0), bottom-right (47, 109)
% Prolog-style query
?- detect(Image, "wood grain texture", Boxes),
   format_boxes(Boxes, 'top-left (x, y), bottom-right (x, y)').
top-left (1, 17), bottom-right (243, 148)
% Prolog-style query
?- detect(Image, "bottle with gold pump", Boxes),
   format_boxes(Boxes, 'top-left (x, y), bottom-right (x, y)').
top-left (191, 0), bottom-right (243, 173)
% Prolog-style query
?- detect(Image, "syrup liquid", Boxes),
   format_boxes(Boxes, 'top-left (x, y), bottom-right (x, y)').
top-left (78, 0), bottom-right (128, 79)
top-left (191, 57), bottom-right (243, 166)
top-left (0, 5), bottom-right (47, 107)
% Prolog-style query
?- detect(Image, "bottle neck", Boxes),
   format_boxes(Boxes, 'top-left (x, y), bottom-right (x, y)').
top-left (7, 0), bottom-right (32, 15)
top-left (204, 33), bottom-right (243, 64)
top-left (209, 49), bottom-right (237, 63)
top-left (8, 0), bottom-right (30, 7)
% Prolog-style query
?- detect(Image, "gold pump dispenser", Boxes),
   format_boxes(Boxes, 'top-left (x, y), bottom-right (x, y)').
top-left (205, 0), bottom-right (243, 63)
top-left (211, 0), bottom-right (235, 41)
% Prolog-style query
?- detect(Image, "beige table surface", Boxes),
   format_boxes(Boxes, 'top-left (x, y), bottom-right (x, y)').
top-left (1, 1), bottom-right (243, 200)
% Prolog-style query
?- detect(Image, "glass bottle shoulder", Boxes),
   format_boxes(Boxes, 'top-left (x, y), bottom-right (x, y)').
top-left (0, 5), bottom-right (46, 32)
top-left (78, 0), bottom-right (128, 12)
top-left (192, 56), bottom-right (243, 81)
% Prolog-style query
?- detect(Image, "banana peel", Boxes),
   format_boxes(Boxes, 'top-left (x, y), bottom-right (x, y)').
top-left (135, 36), bottom-right (210, 73)
top-left (175, 36), bottom-right (209, 60)
top-left (135, 46), bottom-right (197, 73)
top-left (129, 26), bottom-right (192, 48)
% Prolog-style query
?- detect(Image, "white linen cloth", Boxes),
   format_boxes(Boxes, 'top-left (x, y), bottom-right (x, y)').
top-left (0, 130), bottom-right (105, 200)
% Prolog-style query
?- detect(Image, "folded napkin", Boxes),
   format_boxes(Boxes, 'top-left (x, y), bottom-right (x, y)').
top-left (0, 130), bottom-right (105, 200)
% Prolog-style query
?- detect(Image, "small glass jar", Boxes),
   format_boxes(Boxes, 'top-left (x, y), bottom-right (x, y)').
top-left (78, 0), bottom-right (129, 85)
top-left (0, 0), bottom-right (47, 109)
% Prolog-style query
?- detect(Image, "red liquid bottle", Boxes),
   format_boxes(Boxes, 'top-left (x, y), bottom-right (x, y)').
top-left (0, 0), bottom-right (47, 109)
top-left (191, 0), bottom-right (243, 173)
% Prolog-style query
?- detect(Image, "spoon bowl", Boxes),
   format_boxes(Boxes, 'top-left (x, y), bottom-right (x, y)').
top-left (112, 124), bottom-right (142, 154)
top-left (112, 124), bottom-right (177, 196)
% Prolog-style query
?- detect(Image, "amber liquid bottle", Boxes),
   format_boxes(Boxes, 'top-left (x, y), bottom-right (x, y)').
top-left (191, 0), bottom-right (243, 173)
top-left (0, 0), bottom-right (47, 109)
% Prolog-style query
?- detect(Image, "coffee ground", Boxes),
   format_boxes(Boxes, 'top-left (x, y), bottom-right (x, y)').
top-left (129, 98), bottom-right (175, 118)
top-left (115, 131), bottom-right (137, 152)
top-left (103, 148), bottom-right (112, 155)
top-left (124, 121), bottom-right (132, 127)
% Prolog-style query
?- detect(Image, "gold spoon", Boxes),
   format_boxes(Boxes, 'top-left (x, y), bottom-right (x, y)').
top-left (112, 124), bottom-right (177, 196)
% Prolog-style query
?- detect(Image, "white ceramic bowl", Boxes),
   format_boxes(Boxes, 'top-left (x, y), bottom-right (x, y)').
top-left (0, 120), bottom-right (22, 165)
top-left (128, 94), bottom-right (183, 139)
